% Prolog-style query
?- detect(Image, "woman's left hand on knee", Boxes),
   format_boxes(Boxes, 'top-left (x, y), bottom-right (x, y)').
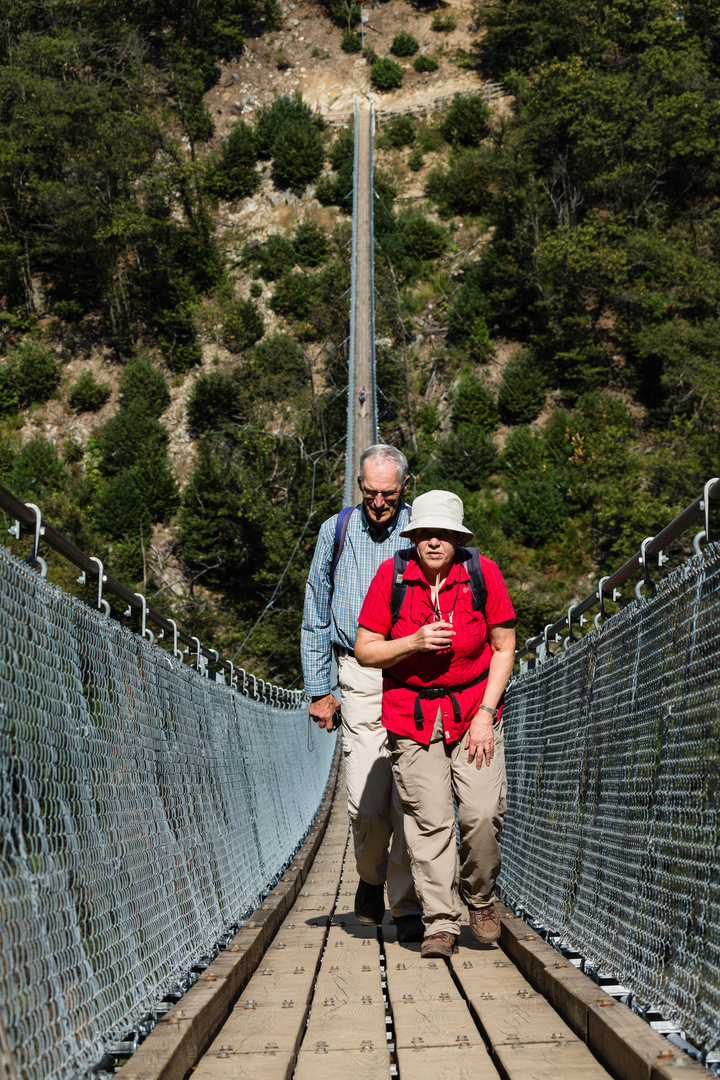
top-left (465, 714), bottom-right (494, 769)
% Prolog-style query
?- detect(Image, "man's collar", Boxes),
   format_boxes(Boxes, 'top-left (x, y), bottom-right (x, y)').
top-left (360, 499), bottom-right (407, 540)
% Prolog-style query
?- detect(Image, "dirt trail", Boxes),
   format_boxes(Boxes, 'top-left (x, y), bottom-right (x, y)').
top-left (206, 0), bottom-right (485, 132)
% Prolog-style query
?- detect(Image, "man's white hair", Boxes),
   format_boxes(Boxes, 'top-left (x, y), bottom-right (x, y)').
top-left (359, 444), bottom-right (409, 486)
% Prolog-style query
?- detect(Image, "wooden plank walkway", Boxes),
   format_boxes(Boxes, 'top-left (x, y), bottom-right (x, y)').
top-left (157, 763), bottom-right (703, 1080)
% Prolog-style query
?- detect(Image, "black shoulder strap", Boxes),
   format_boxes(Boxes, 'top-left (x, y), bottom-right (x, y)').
top-left (458, 546), bottom-right (488, 622)
top-left (390, 548), bottom-right (416, 625)
top-left (330, 505), bottom-right (357, 588)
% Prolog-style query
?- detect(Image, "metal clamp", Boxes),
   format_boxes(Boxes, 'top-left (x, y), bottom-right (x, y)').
top-left (24, 503), bottom-right (47, 575)
top-left (226, 660), bottom-right (237, 690)
top-left (78, 557), bottom-right (111, 616)
top-left (249, 674), bottom-right (258, 699)
top-left (134, 593), bottom-right (154, 645)
top-left (237, 667), bottom-right (248, 696)
top-left (190, 636), bottom-right (207, 676)
top-left (636, 537), bottom-right (657, 600)
top-left (594, 576), bottom-right (610, 629)
top-left (694, 476), bottom-right (720, 554)
top-left (167, 619), bottom-right (183, 660)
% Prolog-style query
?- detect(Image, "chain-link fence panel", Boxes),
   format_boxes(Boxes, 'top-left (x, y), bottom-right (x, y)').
top-left (500, 543), bottom-right (720, 1051)
top-left (0, 545), bottom-right (335, 1080)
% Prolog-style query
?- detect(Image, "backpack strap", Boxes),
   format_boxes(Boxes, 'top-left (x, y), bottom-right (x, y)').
top-left (389, 546), bottom-right (488, 626)
top-left (457, 547), bottom-right (488, 623)
top-left (330, 505), bottom-right (357, 588)
top-left (390, 548), bottom-right (416, 625)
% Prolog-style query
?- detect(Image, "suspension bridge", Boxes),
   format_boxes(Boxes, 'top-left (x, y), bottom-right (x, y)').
top-left (1, 99), bottom-right (719, 1080)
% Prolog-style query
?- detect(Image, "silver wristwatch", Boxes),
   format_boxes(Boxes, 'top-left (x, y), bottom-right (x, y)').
top-left (478, 704), bottom-right (498, 718)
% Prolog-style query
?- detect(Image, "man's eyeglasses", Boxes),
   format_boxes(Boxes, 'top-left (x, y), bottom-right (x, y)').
top-left (360, 486), bottom-right (402, 501)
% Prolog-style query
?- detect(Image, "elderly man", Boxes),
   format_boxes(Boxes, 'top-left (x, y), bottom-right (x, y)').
top-left (301, 445), bottom-right (423, 942)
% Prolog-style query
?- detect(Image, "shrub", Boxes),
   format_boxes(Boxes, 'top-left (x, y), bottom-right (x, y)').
top-left (391, 31), bottom-right (419, 56)
top-left (447, 282), bottom-right (493, 361)
top-left (0, 364), bottom-right (18, 415)
top-left (0, 340), bottom-right (61, 412)
top-left (155, 305), bottom-right (202, 373)
top-left (452, 376), bottom-right (499, 432)
top-left (433, 424), bottom-right (497, 487)
top-left (270, 270), bottom-right (317, 322)
top-left (381, 115), bottom-right (416, 148)
top-left (408, 147), bottom-right (425, 171)
top-left (254, 93), bottom-right (316, 158)
top-left (341, 28), bottom-right (362, 52)
top-left (426, 154), bottom-right (493, 216)
top-left (253, 234), bottom-right (296, 280)
top-left (95, 470), bottom-right (151, 539)
top-left (249, 281), bottom-right (263, 298)
top-left (119, 354), bottom-right (170, 417)
top-left (498, 351), bottom-right (549, 423)
top-left (271, 121), bottom-right (325, 192)
top-left (187, 372), bottom-right (242, 435)
top-left (414, 55), bottom-right (439, 73)
top-left (328, 127), bottom-right (355, 170)
top-left (431, 12), bottom-right (456, 31)
top-left (68, 371), bottom-right (111, 412)
top-left (440, 94), bottom-right (491, 146)
top-left (371, 57), bottom-right (404, 90)
top-left (206, 120), bottom-right (259, 200)
top-left (9, 437), bottom-right (68, 499)
top-left (248, 334), bottom-right (308, 397)
top-left (502, 476), bottom-right (566, 546)
top-left (293, 221), bottom-right (329, 266)
top-left (222, 299), bottom-right (265, 351)
top-left (97, 403), bottom-right (168, 476)
top-left (400, 213), bottom-right (447, 259)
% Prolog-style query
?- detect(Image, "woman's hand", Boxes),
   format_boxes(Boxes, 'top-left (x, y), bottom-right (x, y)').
top-left (411, 620), bottom-right (455, 653)
top-left (465, 712), bottom-right (494, 769)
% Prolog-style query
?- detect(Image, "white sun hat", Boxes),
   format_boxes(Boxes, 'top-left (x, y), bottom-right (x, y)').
top-left (400, 489), bottom-right (473, 543)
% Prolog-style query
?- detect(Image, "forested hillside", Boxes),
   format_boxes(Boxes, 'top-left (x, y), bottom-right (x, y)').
top-left (0, 0), bottom-right (717, 685)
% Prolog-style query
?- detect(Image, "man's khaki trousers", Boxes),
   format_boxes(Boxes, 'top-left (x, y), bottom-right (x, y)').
top-left (389, 711), bottom-right (507, 937)
top-left (336, 652), bottom-right (419, 918)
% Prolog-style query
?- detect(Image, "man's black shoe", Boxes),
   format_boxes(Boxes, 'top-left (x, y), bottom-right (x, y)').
top-left (395, 914), bottom-right (425, 943)
top-left (354, 879), bottom-right (385, 925)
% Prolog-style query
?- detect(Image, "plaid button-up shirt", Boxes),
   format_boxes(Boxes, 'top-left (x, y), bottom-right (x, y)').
top-left (301, 501), bottom-right (412, 696)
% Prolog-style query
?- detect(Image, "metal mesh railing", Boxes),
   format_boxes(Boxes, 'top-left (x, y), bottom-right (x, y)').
top-left (0, 543), bottom-right (334, 1080)
top-left (500, 542), bottom-right (720, 1051)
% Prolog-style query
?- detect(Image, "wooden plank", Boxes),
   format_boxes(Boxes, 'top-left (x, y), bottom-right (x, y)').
top-left (652, 1055), bottom-right (710, 1079)
top-left (385, 941), bottom-right (459, 1002)
top-left (313, 963), bottom-right (383, 1004)
top-left (494, 1040), bottom-right (613, 1080)
top-left (540, 959), bottom-right (610, 1040)
top-left (393, 1001), bottom-right (480, 1049)
top-left (201, 1003), bottom-right (307, 1054)
top-left (301, 1000), bottom-right (388, 1052)
top-left (450, 950), bottom-right (534, 998)
top-left (294, 1047), bottom-right (391, 1080)
top-left (586, 996), bottom-right (694, 1080)
top-left (192, 1051), bottom-right (294, 1079)
top-left (465, 991), bottom-right (579, 1047)
top-left (396, 1044), bottom-right (500, 1080)
top-left (497, 906), bottom-right (563, 994)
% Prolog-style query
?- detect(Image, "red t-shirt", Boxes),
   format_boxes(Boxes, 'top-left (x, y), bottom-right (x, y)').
top-left (358, 552), bottom-right (515, 744)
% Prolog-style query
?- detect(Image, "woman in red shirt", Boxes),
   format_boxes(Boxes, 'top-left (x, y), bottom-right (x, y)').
top-left (355, 490), bottom-right (516, 958)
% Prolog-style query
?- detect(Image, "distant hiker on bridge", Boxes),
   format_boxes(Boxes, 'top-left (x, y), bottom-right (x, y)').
top-left (301, 444), bottom-right (424, 943)
top-left (354, 490), bottom-right (516, 959)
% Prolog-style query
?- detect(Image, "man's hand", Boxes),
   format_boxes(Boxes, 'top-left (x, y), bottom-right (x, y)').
top-left (465, 712), bottom-right (494, 769)
top-left (412, 620), bottom-right (455, 653)
top-left (310, 693), bottom-right (341, 732)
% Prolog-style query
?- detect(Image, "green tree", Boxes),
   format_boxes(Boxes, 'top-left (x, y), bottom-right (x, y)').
top-left (119, 354), bottom-right (170, 417)
top-left (68, 371), bottom-right (111, 412)
top-left (187, 371), bottom-right (242, 435)
top-left (391, 31), bottom-right (419, 56)
top-left (293, 221), bottom-right (329, 266)
top-left (440, 94), bottom-right (491, 146)
top-left (498, 352), bottom-right (549, 423)
top-left (206, 120), bottom-right (259, 200)
top-left (8, 437), bottom-right (67, 500)
top-left (222, 299), bottom-right (265, 351)
top-left (452, 376), bottom-right (499, 432)
top-left (271, 121), bottom-right (325, 193)
top-left (371, 58), bottom-right (404, 90)
top-left (432, 425), bottom-right (498, 488)
top-left (502, 476), bottom-right (566, 546)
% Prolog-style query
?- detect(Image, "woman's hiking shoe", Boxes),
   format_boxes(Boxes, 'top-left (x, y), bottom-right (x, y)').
top-left (420, 931), bottom-right (459, 959)
top-left (469, 903), bottom-right (501, 944)
top-left (354, 880), bottom-right (385, 925)
top-left (394, 914), bottom-right (425, 943)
